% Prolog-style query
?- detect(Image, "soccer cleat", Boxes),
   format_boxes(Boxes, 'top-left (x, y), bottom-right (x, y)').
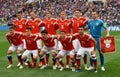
top-left (57, 65), bottom-right (61, 68)
top-left (84, 66), bottom-right (88, 70)
top-left (87, 66), bottom-right (94, 70)
top-left (46, 63), bottom-right (49, 67)
top-left (94, 69), bottom-right (98, 73)
top-left (71, 67), bottom-right (75, 72)
top-left (7, 65), bottom-right (13, 68)
top-left (101, 66), bottom-right (105, 71)
top-left (66, 65), bottom-right (69, 69)
top-left (17, 63), bottom-right (21, 67)
top-left (40, 65), bottom-right (46, 69)
top-left (59, 67), bottom-right (64, 71)
top-left (24, 62), bottom-right (28, 66)
top-left (53, 65), bottom-right (57, 70)
top-left (75, 69), bottom-right (81, 72)
top-left (19, 65), bottom-right (23, 69)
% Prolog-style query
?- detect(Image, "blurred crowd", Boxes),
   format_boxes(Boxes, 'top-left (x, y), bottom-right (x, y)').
top-left (0, 0), bottom-right (120, 26)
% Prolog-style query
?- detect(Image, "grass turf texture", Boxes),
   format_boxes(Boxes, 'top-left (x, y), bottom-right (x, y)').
top-left (0, 31), bottom-right (120, 77)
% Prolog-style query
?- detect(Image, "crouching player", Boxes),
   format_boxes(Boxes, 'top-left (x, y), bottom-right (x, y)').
top-left (74, 26), bottom-right (97, 73)
top-left (55, 30), bottom-right (75, 71)
top-left (21, 27), bottom-right (41, 69)
top-left (6, 26), bottom-right (23, 69)
top-left (39, 30), bottom-right (57, 70)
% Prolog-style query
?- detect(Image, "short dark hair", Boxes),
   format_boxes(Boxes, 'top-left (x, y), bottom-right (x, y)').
top-left (41, 30), bottom-right (48, 34)
top-left (75, 9), bottom-right (81, 12)
top-left (17, 11), bottom-right (22, 14)
top-left (60, 30), bottom-right (66, 34)
top-left (9, 26), bottom-right (15, 30)
top-left (92, 9), bottom-right (99, 14)
top-left (79, 26), bottom-right (85, 29)
top-left (26, 26), bottom-right (32, 31)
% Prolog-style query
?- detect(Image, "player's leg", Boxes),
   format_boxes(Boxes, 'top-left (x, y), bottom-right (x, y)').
top-left (96, 38), bottom-right (105, 71)
top-left (56, 50), bottom-right (65, 71)
top-left (69, 50), bottom-right (75, 72)
top-left (75, 47), bottom-right (85, 72)
top-left (51, 51), bottom-right (57, 70)
top-left (7, 45), bottom-right (16, 68)
top-left (83, 53), bottom-right (88, 70)
top-left (16, 44), bottom-right (23, 67)
top-left (88, 47), bottom-right (97, 73)
top-left (32, 50), bottom-right (38, 69)
top-left (22, 50), bottom-right (31, 68)
top-left (39, 49), bottom-right (46, 69)
top-left (45, 51), bottom-right (50, 66)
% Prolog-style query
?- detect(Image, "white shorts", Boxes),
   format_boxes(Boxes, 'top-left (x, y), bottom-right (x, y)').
top-left (8, 44), bottom-right (23, 52)
top-left (72, 39), bottom-right (81, 52)
top-left (58, 49), bottom-right (75, 57)
top-left (57, 41), bottom-right (62, 51)
top-left (42, 45), bottom-right (56, 53)
top-left (22, 49), bottom-right (38, 58)
top-left (77, 47), bottom-right (94, 57)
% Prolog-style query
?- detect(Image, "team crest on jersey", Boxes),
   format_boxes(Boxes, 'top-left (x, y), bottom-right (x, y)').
top-left (104, 39), bottom-right (111, 48)
top-left (96, 22), bottom-right (99, 26)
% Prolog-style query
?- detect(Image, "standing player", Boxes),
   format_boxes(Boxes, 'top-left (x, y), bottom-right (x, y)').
top-left (39, 30), bottom-right (57, 70)
top-left (57, 11), bottom-right (72, 68)
top-left (13, 11), bottom-right (27, 33)
top-left (27, 12), bottom-right (42, 65)
top-left (71, 9), bottom-right (88, 70)
top-left (55, 30), bottom-right (75, 71)
top-left (87, 10), bottom-right (110, 71)
top-left (22, 27), bottom-right (41, 69)
top-left (27, 11), bottom-right (42, 34)
top-left (6, 26), bottom-right (23, 69)
top-left (73, 26), bottom-right (97, 73)
top-left (13, 11), bottom-right (28, 66)
top-left (39, 11), bottom-right (58, 67)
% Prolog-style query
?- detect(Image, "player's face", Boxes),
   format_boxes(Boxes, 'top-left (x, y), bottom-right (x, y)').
top-left (26, 29), bottom-right (31, 36)
top-left (46, 12), bottom-right (51, 18)
top-left (41, 33), bottom-right (47, 39)
top-left (60, 12), bottom-right (66, 19)
top-left (75, 11), bottom-right (81, 17)
top-left (78, 27), bottom-right (84, 35)
top-left (30, 12), bottom-right (36, 19)
top-left (17, 13), bottom-right (22, 19)
top-left (92, 12), bottom-right (98, 19)
top-left (9, 29), bottom-right (15, 35)
top-left (60, 32), bottom-right (66, 39)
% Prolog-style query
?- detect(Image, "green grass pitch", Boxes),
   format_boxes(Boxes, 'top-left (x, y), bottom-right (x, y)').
top-left (0, 30), bottom-right (120, 77)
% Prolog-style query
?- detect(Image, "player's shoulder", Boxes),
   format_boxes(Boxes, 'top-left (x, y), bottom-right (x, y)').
top-left (97, 19), bottom-right (103, 23)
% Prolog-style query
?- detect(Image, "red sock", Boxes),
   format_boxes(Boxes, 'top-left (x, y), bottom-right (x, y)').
top-left (46, 54), bottom-right (50, 64)
top-left (52, 57), bottom-right (56, 66)
top-left (76, 59), bottom-right (81, 69)
top-left (72, 61), bottom-right (75, 67)
top-left (83, 54), bottom-right (87, 65)
top-left (59, 61), bottom-right (64, 67)
top-left (93, 59), bottom-right (97, 69)
top-left (27, 61), bottom-right (31, 68)
top-left (7, 55), bottom-right (13, 64)
top-left (66, 55), bottom-right (70, 65)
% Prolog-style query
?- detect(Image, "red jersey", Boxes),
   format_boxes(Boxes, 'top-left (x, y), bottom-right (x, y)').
top-left (74, 33), bottom-right (94, 48)
top-left (40, 35), bottom-right (55, 47)
top-left (71, 16), bottom-right (88, 34)
top-left (43, 18), bottom-right (58, 35)
top-left (27, 18), bottom-right (42, 34)
top-left (6, 32), bottom-right (23, 46)
top-left (13, 18), bottom-right (27, 33)
top-left (57, 19), bottom-right (72, 34)
top-left (58, 36), bottom-right (74, 51)
top-left (23, 34), bottom-right (40, 50)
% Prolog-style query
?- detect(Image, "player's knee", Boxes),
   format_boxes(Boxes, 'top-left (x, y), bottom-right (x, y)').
top-left (16, 50), bottom-right (21, 54)
top-left (91, 55), bottom-right (97, 60)
top-left (7, 50), bottom-right (12, 55)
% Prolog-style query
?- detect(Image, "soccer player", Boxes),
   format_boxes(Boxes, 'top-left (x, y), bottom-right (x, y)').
top-left (13, 11), bottom-right (27, 33)
top-left (22, 27), bottom-right (41, 69)
top-left (27, 11), bottom-right (42, 34)
top-left (39, 11), bottom-right (58, 67)
top-left (71, 9), bottom-right (88, 70)
top-left (39, 30), bottom-right (57, 70)
top-left (6, 26), bottom-right (23, 69)
top-left (73, 26), bottom-right (97, 73)
top-left (87, 10), bottom-right (110, 71)
top-left (55, 30), bottom-right (75, 71)
top-left (27, 11), bottom-right (42, 66)
top-left (57, 11), bottom-right (72, 68)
